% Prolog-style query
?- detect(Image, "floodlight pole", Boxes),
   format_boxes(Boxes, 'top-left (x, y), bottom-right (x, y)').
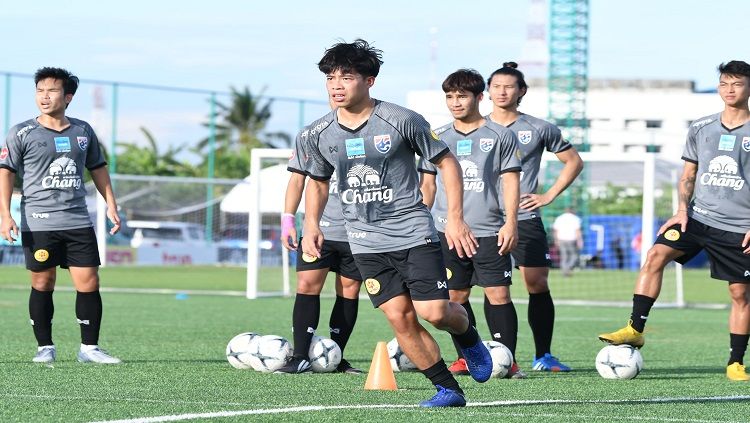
top-left (206, 92), bottom-right (216, 242)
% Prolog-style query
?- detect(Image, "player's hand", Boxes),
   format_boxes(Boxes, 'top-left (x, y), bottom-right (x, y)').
top-left (742, 230), bottom-right (750, 255)
top-left (519, 192), bottom-right (552, 210)
top-left (281, 213), bottom-right (298, 250)
top-left (301, 226), bottom-right (324, 259)
top-left (107, 207), bottom-right (121, 235)
top-left (657, 210), bottom-right (688, 235)
top-left (445, 219), bottom-right (478, 258)
top-left (497, 223), bottom-right (518, 256)
top-left (0, 217), bottom-right (19, 244)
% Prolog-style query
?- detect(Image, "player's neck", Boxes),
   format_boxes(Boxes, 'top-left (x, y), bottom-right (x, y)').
top-left (36, 113), bottom-right (70, 131)
top-left (489, 107), bottom-right (520, 127)
top-left (453, 115), bottom-right (485, 134)
top-left (338, 97), bottom-right (375, 130)
top-left (721, 105), bottom-right (750, 128)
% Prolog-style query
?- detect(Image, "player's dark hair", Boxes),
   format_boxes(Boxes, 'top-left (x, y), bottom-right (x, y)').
top-left (442, 69), bottom-right (485, 96)
top-left (34, 67), bottom-right (79, 96)
top-left (318, 39), bottom-right (383, 78)
top-left (487, 61), bottom-right (528, 105)
top-left (718, 61), bottom-right (750, 80)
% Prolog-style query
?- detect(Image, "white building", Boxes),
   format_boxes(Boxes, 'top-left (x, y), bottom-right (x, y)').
top-left (407, 79), bottom-right (723, 163)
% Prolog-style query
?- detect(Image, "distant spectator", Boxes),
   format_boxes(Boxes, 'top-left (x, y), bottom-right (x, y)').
top-left (552, 208), bottom-right (583, 277)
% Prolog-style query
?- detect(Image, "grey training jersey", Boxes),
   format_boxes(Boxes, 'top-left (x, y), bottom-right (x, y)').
top-left (418, 120), bottom-right (521, 237)
top-left (0, 117), bottom-right (106, 231)
top-left (288, 129), bottom-right (347, 242)
top-left (302, 100), bottom-right (449, 254)
top-left (490, 113), bottom-right (571, 221)
top-left (682, 113), bottom-right (750, 233)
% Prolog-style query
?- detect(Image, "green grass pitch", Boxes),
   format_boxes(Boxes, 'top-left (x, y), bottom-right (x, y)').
top-left (1, 266), bottom-right (749, 422)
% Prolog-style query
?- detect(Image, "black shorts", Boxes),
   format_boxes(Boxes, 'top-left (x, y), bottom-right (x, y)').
top-left (22, 227), bottom-right (100, 271)
top-left (438, 232), bottom-right (512, 289)
top-left (296, 239), bottom-right (362, 281)
top-left (353, 243), bottom-right (449, 308)
top-left (654, 218), bottom-right (750, 283)
top-left (510, 217), bottom-right (551, 268)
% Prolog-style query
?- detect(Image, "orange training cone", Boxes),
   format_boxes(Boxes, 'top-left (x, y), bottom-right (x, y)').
top-left (364, 341), bottom-right (398, 391)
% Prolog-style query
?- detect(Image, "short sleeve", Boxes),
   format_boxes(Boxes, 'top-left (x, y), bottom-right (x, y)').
top-left (403, 113), bottom-right (449, 163)
top-left (497, 130), bottom-right (522, 173)
top-left (0, 128), bottom-right (22, 172)
top-left (84, 125), bottom-right (107, 170)
top-left (287, 130), bottom-right (307, 174)
top-left (417, 156), bottom-right (437, 174)
top-left (302, 128), bottom-right (334, 181)
top-left (681, 125), bottom-right (698, 163)
top-left (543, 124), bottom-right (572, 154)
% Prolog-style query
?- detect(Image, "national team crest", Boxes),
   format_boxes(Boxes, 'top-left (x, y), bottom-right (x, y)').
top-left (479, 138), bottom-right (494, 152)
top-left (77, 137), bottom-right (89, 151)
top-left (374, 135), bottom-right (391, 153)
top-left (743, 137), bottom-right (750, 152)
top-left (518, 130), bottom-right (532, 145)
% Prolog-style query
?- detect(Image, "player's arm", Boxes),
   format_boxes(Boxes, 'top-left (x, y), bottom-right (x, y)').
top-left (301, 178), bottom-right (329, 259)
top-left (419, 172), bottom-right (437, 209)
top-left (497, 170), bottom-right (520, 255)
top-left (282, 172), bottom-right (306, 250)
top-left (433, 152), bottom-right (477, 258)
top-left (0, 168), bottom-right (19, 243)
top-left (658, 161), bottom-right (697, 235)
top-left (89, 166), bottom-right (121, 235)
top-left (520, 147), bottom-right (583, 210)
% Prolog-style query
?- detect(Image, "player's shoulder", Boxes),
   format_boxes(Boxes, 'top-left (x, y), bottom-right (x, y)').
top-left (483, 119), bottom-right (515, 139)
top-left (301, 110), bottom-right (336, 142)
top-left (433, 121), bottom-right (453, 136)
top-left (68, 117), bottom-right (95, 133)
top-left (519, 113), bottom-right (557, 133)
top-left (8, 119), bottom-right (38, 140)
top-left (373, 100), bottom-right (428, 127)
top-left (688, 113), bottom-right (721, 134)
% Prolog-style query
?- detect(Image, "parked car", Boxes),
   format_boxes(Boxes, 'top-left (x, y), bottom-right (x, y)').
top-left (127, 220), bottom-right (207, 248)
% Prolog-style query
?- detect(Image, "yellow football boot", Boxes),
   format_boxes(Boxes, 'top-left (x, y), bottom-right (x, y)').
top-left (598, 320), bottom-right (645, 348)
top-left (727, 362), bottom-right (750, 381)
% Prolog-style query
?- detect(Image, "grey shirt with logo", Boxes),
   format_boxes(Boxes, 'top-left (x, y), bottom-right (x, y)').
top-left (418, 120), bottom-right (521, 237)
top-left (490, 113), bottom-right (572, 221)
top-left (288, 128), bottom-right (348, 242)
top-left (302, 100), bottom-right (449, 254)
top-left (682, 113), bottom-right (750, 233)
top-left (0, 117), bottom-right (106, 231)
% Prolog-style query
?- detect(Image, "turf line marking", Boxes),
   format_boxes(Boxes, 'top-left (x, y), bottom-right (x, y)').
top-left (89, 395), bottom-right (750, 423)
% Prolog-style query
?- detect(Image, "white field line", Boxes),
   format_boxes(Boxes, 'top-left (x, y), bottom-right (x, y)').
top-left (86, 395), bottom-right (750, 423)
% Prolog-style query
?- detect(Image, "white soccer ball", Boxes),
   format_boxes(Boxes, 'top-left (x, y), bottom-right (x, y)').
top-left (308, 335), bottom-right (342, 373)
top-left (483, 340), bottom-right (514, 378)
top-left (225, 332), bottom-right (260, 370)
top-left (248, 334), bottom-right (292, 373)
top-left (595, 345), bottom-right (643, 380)
top-left (387, 337), bottom-right (417, 372)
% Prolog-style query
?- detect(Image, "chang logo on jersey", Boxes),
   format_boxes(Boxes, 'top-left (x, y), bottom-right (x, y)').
top-left (518, 130), bottom-right (532, 145)
top-left (329, 173), bottom-right (339, 195)
top-left (341, 164), bottom-right (393, 204)
top-left (459, 160), bottom-right (484, 193)
top-left (42, 156), bottom-right (81, 190)
top-left (700, 155), bottom-right (745, 191)
top-left (374, 135), bottom-right (391, 153)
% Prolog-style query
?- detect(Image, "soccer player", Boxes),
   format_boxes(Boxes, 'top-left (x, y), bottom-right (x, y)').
top-left (276, 124), bottom-right (363, 374)
top-left (487, 62), bottom-right (584, 375)
top-left (301, 40), bottom-right (492, 407)
top-left (0, 67), bottom-right (122, 364)
top-left (599, 60), bottom-right (750, 381)
top-left (418, 69), bottom-right (522, 377)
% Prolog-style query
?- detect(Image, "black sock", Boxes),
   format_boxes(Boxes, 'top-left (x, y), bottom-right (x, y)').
top-left (450, 322), bottom-right (480, 349)
top-left (292, 293), bottom-right (320, 357)
top-left (329, 295), bottom-right (358, 354)
top-left (452, 301), bottom-right (476, 359)
top-left (76, 290), bottom-right (103, 345)
top-left (630, 294), bottom-right (656, 332)
top-left (485, 296), bottom-right (518, 358)
top-left (528, 291), bottom-right (554, 359)
top-left (729, 333), bottom-right (750, 365)
top-left (421, 359), bottom-right (463, 395)
top-left (29, 288), bottom-right (54, 346)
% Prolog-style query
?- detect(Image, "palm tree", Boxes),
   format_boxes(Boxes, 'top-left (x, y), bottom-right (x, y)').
top-left (117, 127), bottom-right (196, 176)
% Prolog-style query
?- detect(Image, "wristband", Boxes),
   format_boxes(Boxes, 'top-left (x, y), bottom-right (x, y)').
top-left (281, 213), bottom-right (295, 237)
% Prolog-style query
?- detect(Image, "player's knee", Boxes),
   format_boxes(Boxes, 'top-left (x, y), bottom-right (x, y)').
top-left (643, 247), bottom-right (670, 271)
top-left (728, 284), bottom-right (750, 305)
top-left (296, 277), bottom-right (324, 295)
top-left (484, 286), bottom-right (511, 304)
top-left (30, 274), bottom-right (56, 291)
top-left (417, 303), bottom-right (451, 328)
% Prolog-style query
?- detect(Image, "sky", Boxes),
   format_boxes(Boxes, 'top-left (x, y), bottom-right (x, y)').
top-left (1, 0), bottom-right (748, 160)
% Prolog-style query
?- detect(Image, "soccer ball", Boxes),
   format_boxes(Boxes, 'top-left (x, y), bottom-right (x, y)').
top-left (483, 340), bottom-right (514, 378)
top-left (308, 336), bottom-right (342, 373)
top-left (595, 345), bottom-right (643, 380)
top-left (248, 334), bottom-right (292, 373)
top-left (387, 337), bottom-right (417, 372)
top-left (225, 332), bottom-right (260, 370)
